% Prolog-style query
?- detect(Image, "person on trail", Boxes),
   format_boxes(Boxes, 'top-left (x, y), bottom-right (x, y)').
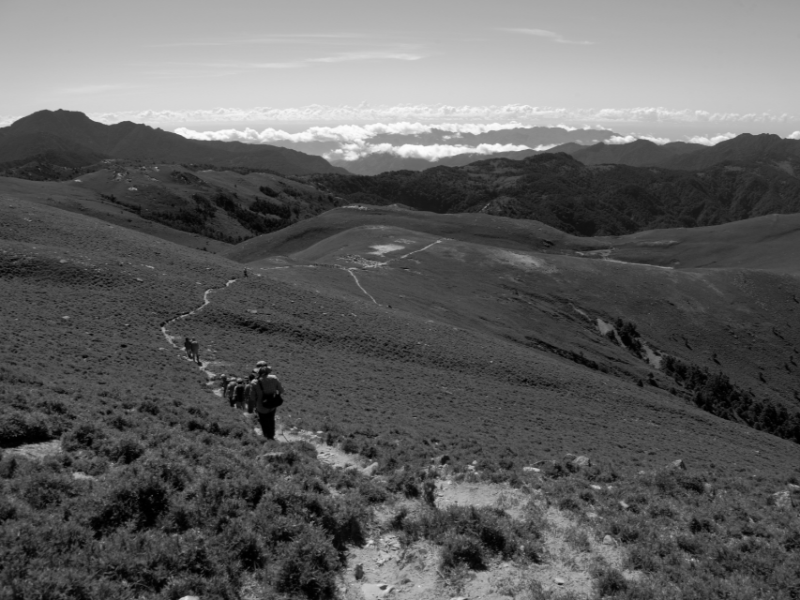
top-left (219, 373), bottom-right (229, 392)
top-left (225, 378), bottom-right (238, 407)
top-left (190, 339), bottom-right (201, 365)
top-left (244, 268), bottom-right (248, 278)
top-left (253, 366), bottom-right (284, 440)
top-left (233, 378), bottom-right (246, 410)
top-left (252, 360), bottom-right (268, 376)
top-left (244, 374), bottom-right (257, 414)
top-left (184, 337), bottom-right (194, 361)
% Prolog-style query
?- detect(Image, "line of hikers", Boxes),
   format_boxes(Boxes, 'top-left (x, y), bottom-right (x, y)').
top-left (219, 361), bottom-right (284, 440)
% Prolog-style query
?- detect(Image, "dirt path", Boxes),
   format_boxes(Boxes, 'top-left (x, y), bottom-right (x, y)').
top-left (341, 267), bottom-right (379, 305)
top-left (159, 270), bottom-right (640, 600)
top-left (159, 277), bottom-right (238, 381)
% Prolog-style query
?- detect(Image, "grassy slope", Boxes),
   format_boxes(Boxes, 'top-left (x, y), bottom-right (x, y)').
top-left (2, 195), bottom-right (799, 599)
top-left (223, 205), bottom-right (605, 264)
top-left (226, 206), bottom-right (800, 412)
top-left (598, 212), bottom-right (800, 274)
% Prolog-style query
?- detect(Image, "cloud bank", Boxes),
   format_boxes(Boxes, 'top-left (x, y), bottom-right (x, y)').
top-left (604, 135), bottom-right (671, 145)
top-left (328, 143), bottom-right (533, 162)
top-left (175, 121), bottom-right (541, 145)
top-left (83, 104), bottom-right (799, 127)
top-left (685, 133), bottom-right (737, 146)
top-left (789, 131), bottom-right (800, 140)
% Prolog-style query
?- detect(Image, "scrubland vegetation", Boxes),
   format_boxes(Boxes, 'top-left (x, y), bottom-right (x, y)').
top-left (2, 192), bottom-right (799, 599)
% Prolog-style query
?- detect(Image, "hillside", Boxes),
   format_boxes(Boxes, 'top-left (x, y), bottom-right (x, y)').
top-left (226, 205), bottom-right (800, 432)
top-left (0, 162), bottom-right (346, 245)
top-left (567, 140), bottom-right (706, 167)
top-left (0, 110), bottom-right (347, 176)
top-left (302, 152), bottom-right (800, 236)
top-left (1, 190), bottom-right (799, 599)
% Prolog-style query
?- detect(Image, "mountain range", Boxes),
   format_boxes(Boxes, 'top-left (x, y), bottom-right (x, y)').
top-left (2, 111), bottom-right (800, 600)
top-left (330, 134), bottom-right (800, 176)
top-left (302, 150), bottom-right (800, 235)
top-left (0, 109), bottom-right (346, 175)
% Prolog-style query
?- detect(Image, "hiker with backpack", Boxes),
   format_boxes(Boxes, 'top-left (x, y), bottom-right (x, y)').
top-left (184, 337), bottom-right (194, 361)
top-left (225, 377), bottom-right (238, 407)
top-left (244, 374), bottom-right (257, 413)
top-left (253, 366), bottom-right (284, 440)
top-left (190, 339), bottom-right (201, 365)
top-left (232, 378), bottom-right (246, 410)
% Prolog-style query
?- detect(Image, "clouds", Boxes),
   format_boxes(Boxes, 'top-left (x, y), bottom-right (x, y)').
top-left (175, 121), bottom-right (531, 145)
top-left (605, 135), bottom-right (671, 145)
top-left (789, 131), bottom-right (800, 140)
top-left (327, 143), bottom-right (532, 162)
top-left (87, 104), bottom-right (799, 127)
top-left (686, 133), bottom-right (737, 146)
top-left (502, 28), bottom-right (594, 45)
top-left (170, 120), bottom-right (792, 164)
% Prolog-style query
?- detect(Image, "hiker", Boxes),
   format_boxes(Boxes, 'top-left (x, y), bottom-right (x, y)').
top-left (244, 268), bottom-right (248, 278)
top-left (190, 339), bottom-right (201, 364)
top-left (252, 360), bottom-right (268, 377)
top-left (219, 373), bottom-right (229, 392)
top-left (253, 365), bottom-right (284, 440)
top-left (184, 337), bottom-right (194, 361)
top-left (225, 377), bottom-right (238, 407)
top-left (244, 374), bottom-right (257, 413)
top-left (233, 378), bottom-right (246, 410)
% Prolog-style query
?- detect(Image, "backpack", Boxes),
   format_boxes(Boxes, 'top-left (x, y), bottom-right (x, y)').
top-left (234, 383), bottom-right (245, 404)
top-left (257, 378), bottom-right (284, 410)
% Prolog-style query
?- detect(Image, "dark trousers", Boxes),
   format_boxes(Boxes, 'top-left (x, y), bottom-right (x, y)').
top-left (258, 410), bottom-right (275, 440)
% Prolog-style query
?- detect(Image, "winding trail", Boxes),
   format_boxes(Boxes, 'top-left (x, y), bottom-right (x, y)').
top-left (399, 238), bottom-right (445, 260)
top-left (341, 267), bottom-right (379, 305)
top-left (157, 275), bottom-right (375, 471)
top-left (160, 277), bottom-right (238, 382)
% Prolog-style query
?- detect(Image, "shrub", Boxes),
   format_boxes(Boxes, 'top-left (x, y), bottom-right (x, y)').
top-left (274, 526), bottom-right (341, 600)
top-left (90, 474), bottom-right (170, 533)
top-left (22, 471), bottom-right (76, 509)
top-left (440, 532), bottom-right (486, 571)
top-left (0, 410), bottom-right (50, 447)
top-left (341, 437), bottom-right (359, 454)
top-left (106, 437), bottom-right (145, 464)
top-left (595, 567), bottom-right (628, 597)
top-left (62, 422), bottom-right (106, 452)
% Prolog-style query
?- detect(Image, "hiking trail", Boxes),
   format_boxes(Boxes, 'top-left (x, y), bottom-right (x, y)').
top-left (156, 271), bottom-right (639, 600)
top-left (160, 277), bottom-right (238, 382)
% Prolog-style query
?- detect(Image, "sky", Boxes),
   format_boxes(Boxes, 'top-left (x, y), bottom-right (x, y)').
top-left (2, 0), bottom-right (799, 146)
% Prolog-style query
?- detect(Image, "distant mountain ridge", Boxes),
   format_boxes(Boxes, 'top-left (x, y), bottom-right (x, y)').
top-left (559, 133), bottom-right (800, 173)
top-left (324, 131), bottom-right (800, 176)
top-left (323, 126), bottom-right (619, 175)
top-left (303, 151), bottom-right (800, 236)
top-left (0, 109), bottom-right (347, 175)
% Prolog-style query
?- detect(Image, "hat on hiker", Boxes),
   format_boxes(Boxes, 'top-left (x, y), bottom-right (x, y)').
top-left (258, 366), bottom-right (272, 377)
top-left (256, 361), bottom-right (267, 367)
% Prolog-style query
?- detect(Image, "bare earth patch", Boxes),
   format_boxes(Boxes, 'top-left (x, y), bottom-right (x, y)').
top-left (4, 440), bottom-right (62, 461)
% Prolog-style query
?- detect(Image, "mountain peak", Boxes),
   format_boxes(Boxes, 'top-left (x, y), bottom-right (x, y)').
top-left (10, 109), bottom-right (95, 130)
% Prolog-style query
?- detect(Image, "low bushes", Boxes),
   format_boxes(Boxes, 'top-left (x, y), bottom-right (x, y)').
top-left (390, 504), bottom-right (543, 572)
top-left (0, 410), bottom-right (51, 447)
